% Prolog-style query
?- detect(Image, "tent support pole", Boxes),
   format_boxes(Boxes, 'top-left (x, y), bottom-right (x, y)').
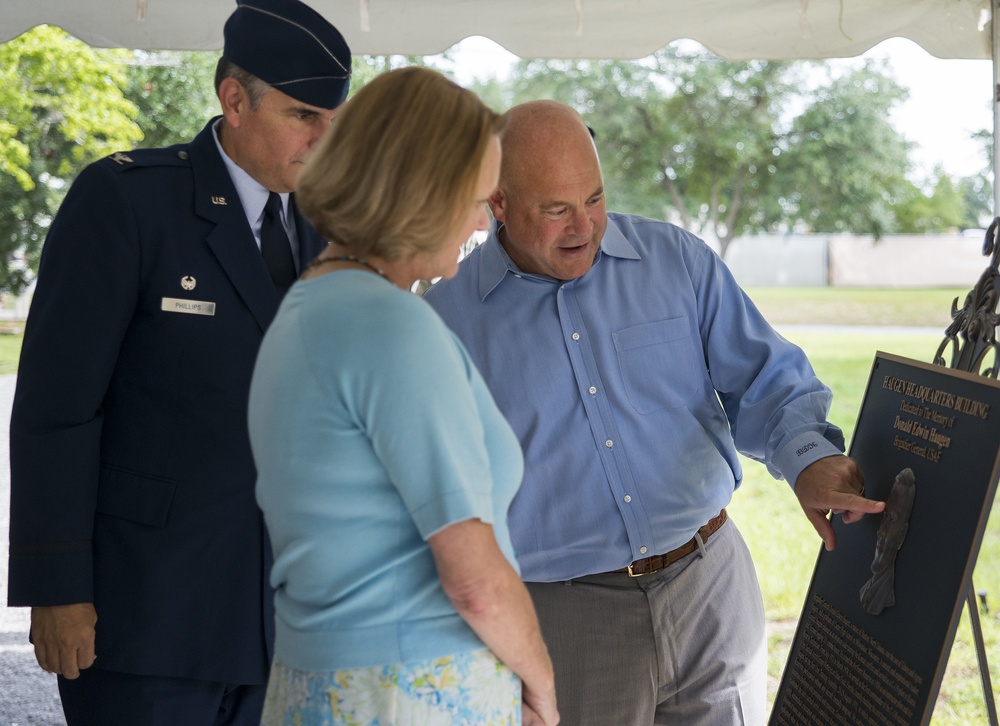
top-left (963, 6), bottom-right (997, 701)
top-left (944, 6), bottom-right (998, 694)
top-left (994, 0), bottom-right (1000, 217)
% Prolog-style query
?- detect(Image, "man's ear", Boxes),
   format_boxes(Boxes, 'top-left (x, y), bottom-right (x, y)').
top-left (218, 76), bottom-right (249, 128)
top-left (488, 187), bottom-right (507, 224)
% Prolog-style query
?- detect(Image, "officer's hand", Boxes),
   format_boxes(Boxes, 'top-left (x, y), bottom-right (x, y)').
top-left (31, 603), bottom-right (97, 679)
top-left (794, 455), bottom-right (884, 551)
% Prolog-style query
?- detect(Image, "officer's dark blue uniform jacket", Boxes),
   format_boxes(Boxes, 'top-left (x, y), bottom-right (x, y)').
top-left (7, 118), bottom-right (326, 684)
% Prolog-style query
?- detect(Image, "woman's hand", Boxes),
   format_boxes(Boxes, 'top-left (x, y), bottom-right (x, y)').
top-left (430, 519), bottom-right (558, 725)
top-left (523, 686), bottom-right (559, 726)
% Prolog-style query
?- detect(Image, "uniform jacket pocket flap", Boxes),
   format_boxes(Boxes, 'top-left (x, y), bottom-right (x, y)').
top-left (97, 467), bottom-right (177, 528)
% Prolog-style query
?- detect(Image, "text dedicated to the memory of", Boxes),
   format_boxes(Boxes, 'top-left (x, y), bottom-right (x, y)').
top-left (882, 375), bottom-right (990, 464)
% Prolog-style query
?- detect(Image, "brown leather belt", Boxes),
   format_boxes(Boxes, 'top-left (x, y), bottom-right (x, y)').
top-left (613, 509), bottom-right (728, 577)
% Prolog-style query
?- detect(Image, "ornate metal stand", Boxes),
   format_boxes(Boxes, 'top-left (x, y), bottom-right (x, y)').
top-left (932, 217), bottom-right (1000, 725)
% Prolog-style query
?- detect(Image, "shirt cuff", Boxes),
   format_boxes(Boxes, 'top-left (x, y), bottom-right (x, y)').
top-left (773, 432), bottom-right (845, 490)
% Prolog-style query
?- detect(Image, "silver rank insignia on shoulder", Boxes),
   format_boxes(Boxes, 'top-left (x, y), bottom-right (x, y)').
top-left (211, 196), bottom-right (227, 205)
top-left (181, 276), bottom-right (196, 291)
top-left (110, 152), bottom-right (133, 165)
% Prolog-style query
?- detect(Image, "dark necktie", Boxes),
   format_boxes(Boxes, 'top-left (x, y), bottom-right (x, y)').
top-left (261, 192), bottom-right (297, 295)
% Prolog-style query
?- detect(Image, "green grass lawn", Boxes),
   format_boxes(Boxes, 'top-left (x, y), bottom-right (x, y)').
top-left (744, 286), bottom-right (969, 329)
top-left (0, 329), bottom-right (23, 374)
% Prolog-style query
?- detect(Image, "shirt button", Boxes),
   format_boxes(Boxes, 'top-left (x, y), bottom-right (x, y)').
top-left (624, 495), bottom-right (631, 503)
top-left (572, 332), bottom-right (580, 341)
top-left (640, 546), bottom-right (648, 554)
top-left (177, 150), bottom-right (189, 160)
top-left (605, 440), bottom-right (613, 448)
top-left (589, 386), bottom-right (597, 395)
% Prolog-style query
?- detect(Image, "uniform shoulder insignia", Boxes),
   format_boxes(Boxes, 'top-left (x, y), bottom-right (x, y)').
top-left (100, 145), bottom-right (194, 172)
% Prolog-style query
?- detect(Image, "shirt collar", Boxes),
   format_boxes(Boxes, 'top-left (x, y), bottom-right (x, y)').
top-left (212, 119), bottom-right (288, 229)
top-left (476, 216), bottom-right (641, 301)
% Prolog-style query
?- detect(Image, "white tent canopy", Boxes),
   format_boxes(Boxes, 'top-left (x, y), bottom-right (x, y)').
top-left (4, 0), bottom-right (1000, 212)
top-left (1, 0), bottom-right (992, 61)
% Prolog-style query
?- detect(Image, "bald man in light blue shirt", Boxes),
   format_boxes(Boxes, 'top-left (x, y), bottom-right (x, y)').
top-left (424, 99), bottom-right (885, 725)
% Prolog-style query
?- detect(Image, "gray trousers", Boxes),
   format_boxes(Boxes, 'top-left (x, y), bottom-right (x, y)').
top-left (526, 518), bottom-right (767, 726)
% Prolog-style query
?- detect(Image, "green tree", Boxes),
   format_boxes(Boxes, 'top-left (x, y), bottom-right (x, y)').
top-left (893, 168), bottom-right (967, 233)
top-left (124, 52), bottom-right (433, 148)
top-left (471, 49), bottom-right (800, 257)
top-left (0, 26), bottom-right (142, 295)
top-left (476, 51), bottom-right (924, 254)
top-left (778, 60), bottom-right (912, 238)
top-left (4, 43), bottom-right (430, 297)
top-left (649, 51), bottom-right (795, 255)
top-left (973, 127), bottom-right (993, 172)
top-left (126, 51), bottom-right (219, 148)
top-left (351, 55), bottom-right (432, 95)
top-left (476, 56), bottom-right (683, 220)
top-left (957, 173), bottom-right (991, 230)
top-left (957, 127), bottom-right (993, 228)
top-left (125, 51), bottom-right (433, 150)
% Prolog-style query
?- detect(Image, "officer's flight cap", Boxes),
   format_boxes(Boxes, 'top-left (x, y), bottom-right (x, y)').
top-left (223, 0), bottom-right (352, 110)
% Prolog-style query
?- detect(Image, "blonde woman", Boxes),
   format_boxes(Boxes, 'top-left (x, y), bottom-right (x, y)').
top-left (248, 67), bottom-right (558, 726)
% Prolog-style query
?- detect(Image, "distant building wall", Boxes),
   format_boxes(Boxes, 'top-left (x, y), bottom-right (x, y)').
top-left (724, 233), bottom-right (989, 288)
top-left (828, 234), bottom-right (986, 287)
top-left (725, 235), bottom-right (829, 286)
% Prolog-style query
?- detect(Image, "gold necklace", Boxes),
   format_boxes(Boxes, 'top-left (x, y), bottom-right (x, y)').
top-left (306, 254), bottom-right (390, 282)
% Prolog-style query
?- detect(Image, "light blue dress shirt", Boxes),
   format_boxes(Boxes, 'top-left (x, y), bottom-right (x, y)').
top-left (425, 212), bottom-right (845, 582)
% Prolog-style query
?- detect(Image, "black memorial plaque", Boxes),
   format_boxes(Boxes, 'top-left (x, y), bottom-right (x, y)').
top-left (770, 352), bottom-right (1000, 726)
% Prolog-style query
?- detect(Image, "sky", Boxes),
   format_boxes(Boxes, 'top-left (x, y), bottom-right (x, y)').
top-left (445, 36), bottom-right (994, 181)
top-left (858, 38), bottom-right (992, 180)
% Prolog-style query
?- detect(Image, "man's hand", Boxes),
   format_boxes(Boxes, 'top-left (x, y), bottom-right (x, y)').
top-left (30, 603), bottom-right (97, 679)
top-left (795, 455), bottom-right (884, 551)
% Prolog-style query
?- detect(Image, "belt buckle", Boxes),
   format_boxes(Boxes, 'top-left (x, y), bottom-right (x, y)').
top-left (627, 563), bottom-right (657, 578)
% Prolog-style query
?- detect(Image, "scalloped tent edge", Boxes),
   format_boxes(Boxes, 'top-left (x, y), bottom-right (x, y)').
top-left (1, 0), bottom-right (992, 60)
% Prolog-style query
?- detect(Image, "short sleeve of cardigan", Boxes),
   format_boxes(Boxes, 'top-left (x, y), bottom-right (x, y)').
top-left (311, 287), bottom-right (496, 541)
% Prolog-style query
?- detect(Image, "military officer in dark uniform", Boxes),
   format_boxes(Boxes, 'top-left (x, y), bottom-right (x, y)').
top-left (6, 1), bottom-right (351, 723)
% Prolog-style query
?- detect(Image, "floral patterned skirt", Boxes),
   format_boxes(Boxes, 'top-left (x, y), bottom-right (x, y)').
top-left (261, 648), bottom-right (521, 726)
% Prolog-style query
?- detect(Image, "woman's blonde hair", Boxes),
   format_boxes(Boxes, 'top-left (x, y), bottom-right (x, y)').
top-left (296, 66), bottom-right (506, 261)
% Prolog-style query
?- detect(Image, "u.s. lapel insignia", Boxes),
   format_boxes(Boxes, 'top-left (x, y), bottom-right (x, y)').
top-left (211, 196), bottom-right (227, 205)
top-left (181, 276), bottom-right (197, 291)
top-left (110, 152), bottom-right (133, 165)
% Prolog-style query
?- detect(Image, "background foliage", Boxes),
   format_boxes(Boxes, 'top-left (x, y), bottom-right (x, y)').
top-left (0, 27), bottom-right (141, 296)
top-left (469, 49), bottom-right (991, 257)
top-left (0, 28), bottom-right (992, 295)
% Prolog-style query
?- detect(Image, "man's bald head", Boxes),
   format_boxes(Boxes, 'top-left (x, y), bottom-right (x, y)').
top-left (499, 100), bottom-right (601, 195)
top-left (489, 100), bottom-right (607, 281)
